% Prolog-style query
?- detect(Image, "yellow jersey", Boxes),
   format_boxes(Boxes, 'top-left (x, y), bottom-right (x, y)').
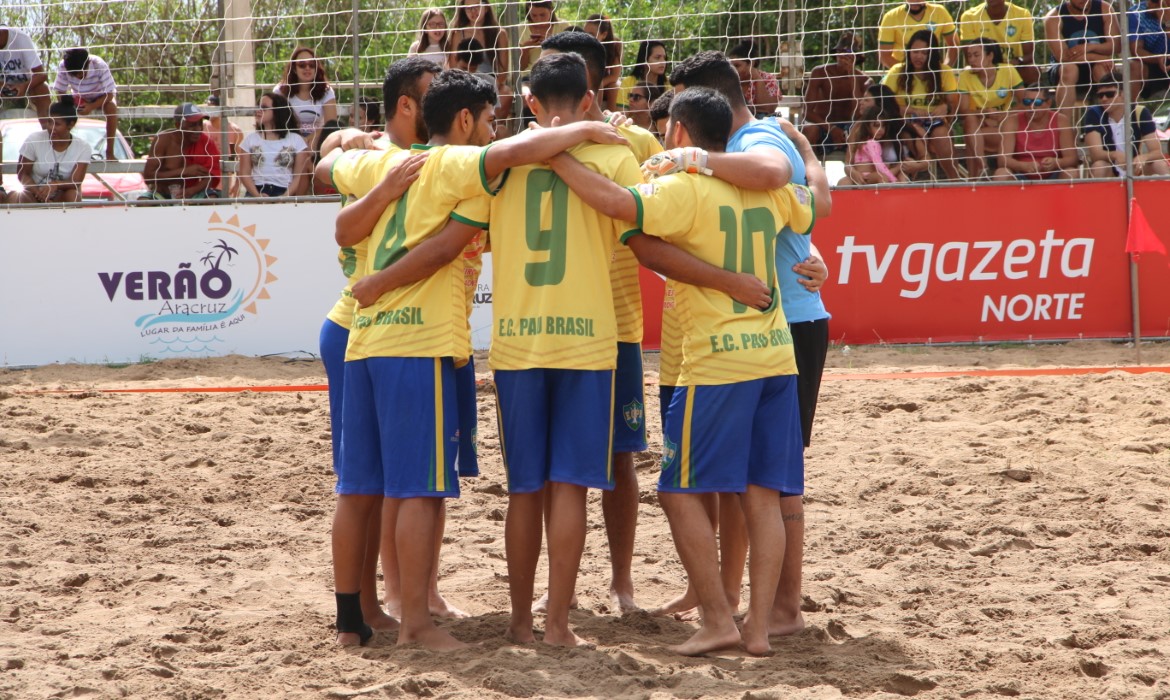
top-left (610, 123), bottom-right (660, 344)
top-left (658, 279), bottom-right (681, 387)
top-left (882, 62), bottom-right (959, 110)
top-left (485, 140), bottom-right (641, 371)
top-left (878, 3), bottom-right (957, 64)
top-left (629, 175), bottom-right (814, 386)
top-left (331, 144), bottom-right (491, 361)
top-left (959, 2), bottom-right (1035, 62)
top-left (325, 144), bottom-right (403, 329)
top-left (957, 64), bottom-right (1023, 112)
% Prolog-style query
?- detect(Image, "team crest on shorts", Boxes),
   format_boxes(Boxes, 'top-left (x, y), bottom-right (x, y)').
top-left (662, 436), bottom-right (678, 467)
top-left (622, 399), bottom-right (644, 431)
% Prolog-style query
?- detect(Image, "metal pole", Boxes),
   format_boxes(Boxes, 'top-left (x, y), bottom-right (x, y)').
top-left (217, 0), bottom-right (230, 185)
top-left (1117, 0), bottom-right (1142, 362)
top-left (352, 0), bottom-right (361, 127)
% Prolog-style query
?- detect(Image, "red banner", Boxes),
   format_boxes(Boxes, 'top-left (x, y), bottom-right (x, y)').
top-left (1132, 180), bottom-right (1170, 339)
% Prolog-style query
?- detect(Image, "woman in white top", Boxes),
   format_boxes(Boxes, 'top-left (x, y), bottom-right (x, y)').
top-left (276, 46), bottom-right (337, 155)
top-left (7, 95), bottom-right (90, 204)
top-left (239, 92), bottom-right (310, 197)
top-left (408, 8), bottom-right (450, 66)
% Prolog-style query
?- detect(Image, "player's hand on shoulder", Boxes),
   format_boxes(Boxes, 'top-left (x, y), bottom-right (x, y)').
top-left (641, 147), bottom-right (711, 180)
top-left (339, 128), bottom-right (381, 152)
top-left (582, 120), bottom-right (629, 146)
top-left (601, 110), bottom-right (632, 128)
top-left (794, 255), bottom-right (828, 292)
top-left (351, 275), bottom-right (381, 309)
top-left (383, 152), bottom-right (428, 196)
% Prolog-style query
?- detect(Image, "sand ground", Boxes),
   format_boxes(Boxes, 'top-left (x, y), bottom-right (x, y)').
top-left (1, 341), bottom-right (1169, 699)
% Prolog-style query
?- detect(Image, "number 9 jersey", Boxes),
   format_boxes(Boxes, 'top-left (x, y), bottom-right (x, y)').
top-left (485, 141), bottom-right (642, 371)
top-left (628, 176), bottom-right (815, 386)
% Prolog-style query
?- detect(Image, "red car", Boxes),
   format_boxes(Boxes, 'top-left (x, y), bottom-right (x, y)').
top-left (1, 117), bottom-right (149, 201)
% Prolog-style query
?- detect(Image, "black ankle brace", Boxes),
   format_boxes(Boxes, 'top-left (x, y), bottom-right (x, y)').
top-left (335, 591), bottom-right (373, 645)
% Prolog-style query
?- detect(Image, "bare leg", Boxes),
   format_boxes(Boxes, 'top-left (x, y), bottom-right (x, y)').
top-left (770, 495), bottom-right (806, 636)
top-left (103, 100), bottom-right (119, 159)
top-left (28, 82), bottom-right (50, 129)
top-left (531, 489), bottom-right (579, 614)
top-left (718, 492), bottom-right (747, 613)
top-left (332, 494), bottom-right (381, 645)
top-left (395, 497), bottom-right (467, 650)
top-left (659, 491), bottom-right (740, 656)
top-left (543, 481), bottom-right (591, 647)
top-left (506, 489), bottom-right (544, 643)
top-left (381, 498), bottom-right (403, 618)
top-left (428, 501), bottom-right (469, 618)
top-left (739, 485), bottom-right (785, 655)
top-left (651, 491), bottom-right (717, 618)
top-left (603, 452), bottom-right (639, 613)
top-left (361, 505), bottom-right (398, 631)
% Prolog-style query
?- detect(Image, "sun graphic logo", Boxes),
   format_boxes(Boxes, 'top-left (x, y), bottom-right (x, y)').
top-left (206, 211), bottom-right (278, 317)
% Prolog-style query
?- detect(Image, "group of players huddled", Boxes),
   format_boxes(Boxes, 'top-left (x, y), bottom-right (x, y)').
top-left (310, 29), bottom-right (834, 657)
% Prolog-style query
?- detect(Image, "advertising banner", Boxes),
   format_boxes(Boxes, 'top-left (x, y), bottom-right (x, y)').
top-left (1132, 180), bottom-right (1170, 339)
top-left (1, 203), bottom-right (342, 366)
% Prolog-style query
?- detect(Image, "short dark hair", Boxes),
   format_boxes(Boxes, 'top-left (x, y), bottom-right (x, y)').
top-left (50, 94), bottom-right (78, 121)
top-left (541, 30), bottom-right (607, 92)
top-left (382, 56), bottom-right (442, 119)
top-left (968, 37), bottom-right (1004, 65)
top-left (669, 50), bottom-right (746, 108)
top-left (63, 48), bottom-right (89, 74)
top-left (454, 38), bottom-right (486, 71)
top-left (358, 97), bottom-right (381, 125)
top-left (669, 87), bottom-right (731, 151)
top-left (422, 69), bottom-right (497, 138)
top-left (1095, 69), bottom-right (1123, 96)
top-left (529, 52), bottom-right (589, 110)
top-left (649, 90), bottom-right (674, 122)
top-left (727, 40), bottom-right (758, 63)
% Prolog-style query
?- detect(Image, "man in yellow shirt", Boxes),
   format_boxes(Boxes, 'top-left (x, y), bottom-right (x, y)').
top-left (546, 87), bottom-right (822, 656)
top-left (960, 0), bottom-right (1039, 84)
top-left (878, 1), bottom-right (960, 68)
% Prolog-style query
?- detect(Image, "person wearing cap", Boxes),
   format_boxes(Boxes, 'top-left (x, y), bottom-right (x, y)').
top-left (52, 48), bottom-right (118, 160)
top-left (0, 25), bottom-right (51, 127)
top-left (143, 103), bottom-right (222, 200)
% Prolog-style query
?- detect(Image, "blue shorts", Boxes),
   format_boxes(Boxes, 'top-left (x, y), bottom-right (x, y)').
top-left (495, 368), bottom-right (615, 493)
top-left (659, 375), bottom-right (804, 495)
top-left (455, 356), bottom-right (479, 477)
top-left (339, 357), bottom-right (460, 499)
top-left (319, 317), bottom-right (348, 469)
top-left (613, 343), bottom-right (647, 453)
top-left (659, 384), bottom-right (677, 436)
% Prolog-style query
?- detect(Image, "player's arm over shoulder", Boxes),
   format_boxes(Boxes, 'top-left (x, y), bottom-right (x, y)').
top-left (774, 183), bottom-right (816, 236)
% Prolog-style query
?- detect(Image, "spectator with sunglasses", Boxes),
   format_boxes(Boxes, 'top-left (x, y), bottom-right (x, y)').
top-left (993, 84), bottom-right (1079, 180)
top-left (276, 47), bottom-right (338, 156)
top-left (1127, 0), bottom-right (1170, 98)
top-left (1082, 70), bottom-right (1170, 177)
top-left (801, 31), bottom-right (872, 153)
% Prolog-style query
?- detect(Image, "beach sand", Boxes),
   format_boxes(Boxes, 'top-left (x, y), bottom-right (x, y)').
top-left (2, 341), bottom-right (1168, 699)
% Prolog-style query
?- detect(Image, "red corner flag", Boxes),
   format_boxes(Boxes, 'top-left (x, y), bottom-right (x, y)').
top-left (1127, 198), bottom-right (1167, 262)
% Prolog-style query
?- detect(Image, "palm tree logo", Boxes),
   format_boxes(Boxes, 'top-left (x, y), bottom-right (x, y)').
top-left (201, 239), bottom-right (239, 270)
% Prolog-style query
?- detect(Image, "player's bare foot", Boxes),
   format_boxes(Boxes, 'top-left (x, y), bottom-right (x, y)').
top-left (668, 622), bottom-right (741, 657)
top-left (397, 625), bottom-right (468, 651)
top-left (506, 619), bottom-right (537, 644)
top-left (609, 584), bottom-right (639, 614)
top-left (336, 631), bottom-right (364, 647)
top-left (650, 590), bottom-right (697, 618)
top-left (768, 610), bottom-right (806, 637)
top-left (532, 591), bottom-right (579, 614)
top-left (364, 609), bottom-right (400, 632)
top-left (429, 594), bottom-right (470, 619)
top-left (543, 626), bottom-right (593, 648)
top-left (741, 615), bottom-right (773, 656)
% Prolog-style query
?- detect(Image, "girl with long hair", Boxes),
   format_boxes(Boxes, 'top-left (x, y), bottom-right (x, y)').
top-left (584, 14), bottom-right (622, 111)
top-left (958, 38), bottom-right (1023, 179)
top-left (880, 29), bottom-right (961, 180)
top-left (238, 91), bottom-right (310, 197)
top-left (409, 8), bottom-right (450, 66)
top-left (276, 46), bottom-right (338, 155)
top-left (617, 40), bottom-right (668, 110)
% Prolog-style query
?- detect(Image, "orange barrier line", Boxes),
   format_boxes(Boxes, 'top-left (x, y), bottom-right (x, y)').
top-left (823, 366), bottom-right (1170, 381)
top-left (12, 366), bottom-right (1170, 395)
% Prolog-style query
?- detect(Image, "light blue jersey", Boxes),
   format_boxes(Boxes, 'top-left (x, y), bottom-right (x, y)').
top-left (727, 118), bottom-right (830, 325)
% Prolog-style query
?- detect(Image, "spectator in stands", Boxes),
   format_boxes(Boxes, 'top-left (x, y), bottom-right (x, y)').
top-left (1044, 0), bottom-right (1119, 112)
top-left (143, 103), bottom-right (222, 200)
top-left (878, 2), bottom-right (959, 69)
top-left (993, 85), bottom-right (1079, 180)
top-left (860, 82), bottom-right (930, 179)
top-left (354, 97), bottom-right (381, 132)
top-left (451, 0), bottom-right (514, 132)
top-left (204, 94), bottom-right (243, 197)
top-left (1127, 0), bottom-right (1170, 99)
top-left (728, 40), bottom-right (781, 116)
top-left (52, 48), bottom-right (118, 160)
top-left (1082, 70), bottom-right (1170, 176)
top-left (841, 107), bottom-right (910, 184)
top-left (0, 25), bottom-right (50, 127)
top-left (518, 1), bottom-right (569, 73)
top-left (584, 14), bottom-right (623, 112)
top-left (6, 95), bottom-right (89, 204)
top-left (238, 92), bottom-right (310, 198)
top-left (617, 40), bottom-right (669, 110)
top-left (960, 0), bottom-right (1039, 86)
top-left (408, 8), bottom-right (450, 66)
top-left (649, 90), bottom-right (673, 141)
top-left (449, 38), bottom-right (486, 73)
top-left (276, 47), bottom-right (338, 157)
top-left (882, 29), bottom-right (961, 180)
top-left (801, 31), bottom-right (872, 153)
top-left (625, 81), bottom-right (657, 131)
top-left (958, 39), bottom-right (1023, 179)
